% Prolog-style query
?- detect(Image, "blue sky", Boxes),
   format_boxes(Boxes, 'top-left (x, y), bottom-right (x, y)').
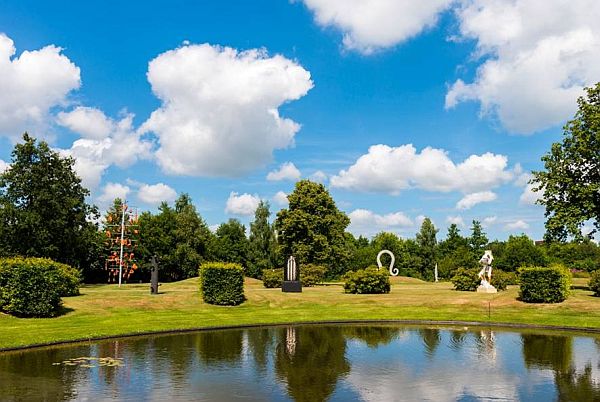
top-left (0, 0), bottom-right (598, 241)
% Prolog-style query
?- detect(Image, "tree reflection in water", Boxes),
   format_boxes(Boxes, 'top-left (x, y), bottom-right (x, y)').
top-left (418, 328), bottom-right (441, 357)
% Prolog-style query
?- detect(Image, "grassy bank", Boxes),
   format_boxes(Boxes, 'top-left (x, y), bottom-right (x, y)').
top-left (1, 276), bottom-right (599, 350)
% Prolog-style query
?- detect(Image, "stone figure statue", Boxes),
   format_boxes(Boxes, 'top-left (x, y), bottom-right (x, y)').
top-left (477, 250), bottom-right (496, 292)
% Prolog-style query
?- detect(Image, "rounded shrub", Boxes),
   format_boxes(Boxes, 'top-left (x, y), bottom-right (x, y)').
top-left (492, 269), bottom-right (518, 291)
top-left (518, 265), bottom-right (572, 303)
top-left (589, 271), bottom-right (600, 296)
top-left (200, 262), bottom-right (245, 306)
top-left (451, 268), bottom-right (480, 291)
top-left (343, 266), bottom-right (390, 294)
top-left (0, 257), bottom-right (67, 317)
top-left (262, 269), bottom-right (283, 288)
top-left (301, 264), bottom-right (326, 287)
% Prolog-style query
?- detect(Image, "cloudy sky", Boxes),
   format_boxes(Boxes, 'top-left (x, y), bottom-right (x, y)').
top-left (1, 0), bottom-right (599, 240)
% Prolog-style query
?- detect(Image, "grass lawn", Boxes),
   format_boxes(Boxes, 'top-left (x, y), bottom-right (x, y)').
top-left (1, 276), bottom-right (599, 350)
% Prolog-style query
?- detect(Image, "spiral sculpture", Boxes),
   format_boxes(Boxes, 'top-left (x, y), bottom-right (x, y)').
top-left (377, 249), bottom-right (398, 276)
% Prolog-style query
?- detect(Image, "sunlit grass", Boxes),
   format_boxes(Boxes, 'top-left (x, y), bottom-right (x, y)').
top-left (1, 276), bottom-right (598, 349)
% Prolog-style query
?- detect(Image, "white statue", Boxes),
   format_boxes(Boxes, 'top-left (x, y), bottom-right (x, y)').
top-left (377, 250), bottom-right (398, 276)
top-left (478, 250), bottom-right (494, 288)
top-left (286, 256), bottom-right (297, 281)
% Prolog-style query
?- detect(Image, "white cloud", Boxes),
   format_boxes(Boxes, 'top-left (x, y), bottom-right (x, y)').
top-left (141, 43), bottom-right (313, 177)
top-left (58, 110), bottom-right (153, 190)
top-left (446, 215), bottom-right (465, 227)
top-left (309, 170), bottom-right (328, 183)
top-left (97, 182), bottom-right (131, 204)
top-left (482, 216), bottom-right (497, 227)
top-left (302, 0), bottom-right (453, 54)
top-left (137, 183), bottom-right (177, 205)
top-left (0, 33), bottom-right (80, 139)
top-left (348, 208), bottom-right (413, 237)
top-left (456, 191), bottom-right (497, 210)
top-left (330, 144), bottom-right (513, 194)
top-left (505, 219), bottom-right (529, 231)
top-left (56, 106), bottom-right (113, 140)
top-left (225, 192), bottom-right (261, 216)
top-left (519, 182), bottom-right (541, 205)
top-left (266, 162), bottom-right (301, 181)
top-left (446, 0), bottom-right (600, 134)
top-left (273, 190), bottom-right (289, 207)
top-left (0, 159), bottom-right (9, 173)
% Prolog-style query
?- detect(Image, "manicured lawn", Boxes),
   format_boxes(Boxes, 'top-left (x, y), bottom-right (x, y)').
top-left (1, 276), bottom-right (599, 350)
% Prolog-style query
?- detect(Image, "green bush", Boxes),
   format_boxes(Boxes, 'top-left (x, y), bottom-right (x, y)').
top-left (589, 271), bottom-right (600, 296)
top-left (262, 269), bottom-right (283, 288)
top-left (0, 258), bottom-right (66, 317)
top-left (492, 269), bottom-right (518, 291)
top-left (451, 268), bottom-right (480, 291)
top-left (200, 262), bottom-right (245, 306)
top-left (301, 264), bottom-right (326, 287)
top-left (519, 266), bottom-right (572, 303)
top-left (55, 262), bottom-right (82, 297)
top-left (343, 266), bottom-right (390, 294)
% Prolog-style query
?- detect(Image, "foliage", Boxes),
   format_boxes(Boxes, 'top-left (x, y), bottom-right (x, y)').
top-left (0, 257), bottom-right (68, 317)
top-left (494, 234), bottom-right (547, 272)
top-left (416, 217), bottom-right (438, 280)
top-left (450, 268), bottom-right (480, 291)
top-left (343, 266), bottom-right (390, 294)
top-left (492, 269), bottom-right (516, 291)
top-left (437, 245), bottom-right (477, 279)
top-left (0, 134), bottom-right (102, 274)
top-left (262, 269), bottom-right (283, 288)
top-left (199, 262), bottom-right (245, 306)
top-left (531, 83), bottom-right (600, 241)
top-left (544, 240), bottom-right (600, 272)
top-left (275, 180), bottom-right (350, 278)
top-left (468, 220), bottom-right (488, 257)
top-left (589, 271), bottom-right (600, 296)
top-left (247, 201), bottom-right (277, 279)
top-left (214, 219), bottom-right (250, 269)
top-left (519, 266), bottom-right (572, 303)
top-left (301, 263), bottom-right (326, 287)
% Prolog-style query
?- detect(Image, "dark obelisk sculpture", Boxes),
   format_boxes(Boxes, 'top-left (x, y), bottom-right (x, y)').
top-left (282, 255), bottom-right (302, 292)
top-left (150, 255), bottom-right (160, 294)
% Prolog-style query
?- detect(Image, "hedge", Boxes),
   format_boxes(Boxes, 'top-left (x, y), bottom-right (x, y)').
top-left (301, 264), bottom-right (326, 287)
top-left (343, 266), bottom-right (390, 294)
top-left (589, 271), bottom-right (600, 296)
top-left (451, 268), bottom-right (480, 291)
top-left (200, 262), bottom-right (245, 306)
top-left (0, 257), bottom-right (76, 317)
top-left (492, 269), bottom-right (518, 291)
top-left (262, 269), bottom-right (283, 288)
top-left (518, 266), bottom-right (572, 303)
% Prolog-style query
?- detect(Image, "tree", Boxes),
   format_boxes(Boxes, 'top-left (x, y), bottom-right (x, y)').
top-left (0, 134), bottom-right (101, 271)
top-left (275, 180), bottom-right (350, 278)
top-left (416, 217), bottom-right (438, 280)
top-left (531, 83), bottom-right (600, 241)
top-left (247, 201), bottom-right (277, 278)
top-left (494, 234), bottom-right (547, 272)
top-left (215, 219), bottom-right (249, 267)
top-left (468, 220), bottom-right (488, 257)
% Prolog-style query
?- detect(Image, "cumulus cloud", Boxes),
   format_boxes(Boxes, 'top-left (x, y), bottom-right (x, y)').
top-left (309, 170), bottom-right (328, 183)
top-left (302, 0), bottom-right (453, 54)
top-left (58, 109), bottom-right (153, 190)
top-left (446, 0), bottom-right (600, 134)
top-left (137, 183), bottom-right (177, 205)
top-left (266, 162), bottom-right (301, 181)
top-left (348, 208), bottom-right (413, 237)
top-left (505, 219), bottom-right (529, 231)
top-left (273, 190), bottom-right (289, 206)
top-left (0, 33), bottom-right (80, 139)
top-left (456, 191), bottom-right (497, 210)
top-left (97, 182), bottom-right (131, 205)
top-left (141, 43), bottom-right (313, 177)
top-left (446, 215), bottom-right (465, 227)
top-left (0, 159), bottom-right (9, 173)
top-left (225, 192), bottom-right (261, 216)
top-left (330, 144), bottom-right (513, 194)
top-left (482, 216), bottom-right (497, 227)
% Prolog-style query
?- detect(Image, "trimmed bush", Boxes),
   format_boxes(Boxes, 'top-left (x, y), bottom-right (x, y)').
top-left (519, 266), bottom-right (572, 303)
top-left (200, 262), bottom-right (245, 306)
top-left (262, 269), bottom-right (283, 288)
top-left (343, 266), bottom-right (390, 294)
top-left (492, 269), bottom-right (517, 291)
top-left (0, 258), bottom-right (67, 317)
top-left (55, 262), bottom-right (82, 297)
top-left (589, 271), bottom-right (600, 296)
top-left (301, 264), bottom-right (326, 287)
top-left (451, 268), bottom-right (480, 291)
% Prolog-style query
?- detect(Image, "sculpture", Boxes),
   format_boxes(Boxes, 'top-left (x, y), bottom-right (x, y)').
top-left (477, 250), bottom-right (497, 293)
top-left (377, 250), bottom-right (398, 276)
top-left (282, 255), bottom-right (302, 292)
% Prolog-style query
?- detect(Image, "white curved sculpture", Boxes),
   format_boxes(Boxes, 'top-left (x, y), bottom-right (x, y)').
top-left (377, 250), bottom-right (398, 276)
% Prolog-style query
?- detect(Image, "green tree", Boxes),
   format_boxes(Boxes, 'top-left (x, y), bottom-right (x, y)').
top-left (531, 83), bottom-right (600, 241)
top-left (0, 134), bottom-right (101, 272)
top-left (275, 180), bottom-right (350, 278)
top-left (215, 219), bottom-right (249, 267)
top-left (494, 234), bottom-right (547, 271)
top-left (416, 217), bottom-right (438, 280)
top-left (247, 201), bottom-right (277, 278)
top-left (468, 220), bottom-right (488, 257)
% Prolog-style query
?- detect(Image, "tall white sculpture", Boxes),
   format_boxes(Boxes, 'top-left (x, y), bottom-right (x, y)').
top-left (477, 250), bottom-right (497, 293)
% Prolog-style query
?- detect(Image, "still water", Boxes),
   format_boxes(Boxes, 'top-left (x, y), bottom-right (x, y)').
top-left (1, 324), bottom-right (600, 401)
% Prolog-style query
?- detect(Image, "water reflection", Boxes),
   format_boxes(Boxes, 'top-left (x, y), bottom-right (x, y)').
top-left (1, 325), bottom-right (600, 401)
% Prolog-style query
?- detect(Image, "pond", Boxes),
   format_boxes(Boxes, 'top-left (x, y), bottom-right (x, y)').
top-left (1, 324), bottom-right (600, 401)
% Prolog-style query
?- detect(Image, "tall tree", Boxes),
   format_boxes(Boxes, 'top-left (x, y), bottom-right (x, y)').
top-left (0, 134), bottom-right (101, 271)
top-left (215, 218), bottom-right (249, 267)
top-left (531, 83), bottom-right (600, 241)
top-left (416, 217), bottom-right (438, 280)
top-left (275, 180), bottom-right (350, 278)
top-left (468, 220), bottom-right (488, 257)
top-left (247, 200), bottom-right (277, 278)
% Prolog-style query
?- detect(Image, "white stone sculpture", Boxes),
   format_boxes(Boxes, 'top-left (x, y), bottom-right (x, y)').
top-left (477, 250), bottom-right (497, 293)
top-left (377, 250), bottom-right (398, 276)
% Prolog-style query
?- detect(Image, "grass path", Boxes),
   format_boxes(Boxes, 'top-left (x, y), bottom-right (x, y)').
top-left (1, 276), bottom-right (599, 350)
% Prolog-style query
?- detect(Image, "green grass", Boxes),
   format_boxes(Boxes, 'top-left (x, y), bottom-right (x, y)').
top-left (1, 276), bottom-right (599, 350)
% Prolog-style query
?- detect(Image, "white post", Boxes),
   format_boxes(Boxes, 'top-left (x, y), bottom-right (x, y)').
top-left (118, 200), bottom-right (126, 287)
top-left (434, 263), bottom-right (439, 283)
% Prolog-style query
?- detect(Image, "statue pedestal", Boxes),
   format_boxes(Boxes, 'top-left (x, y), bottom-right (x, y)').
top-left (477, 284), bottom-right (497, 293)
top-left (282, 281), bottom-right (302, 293)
